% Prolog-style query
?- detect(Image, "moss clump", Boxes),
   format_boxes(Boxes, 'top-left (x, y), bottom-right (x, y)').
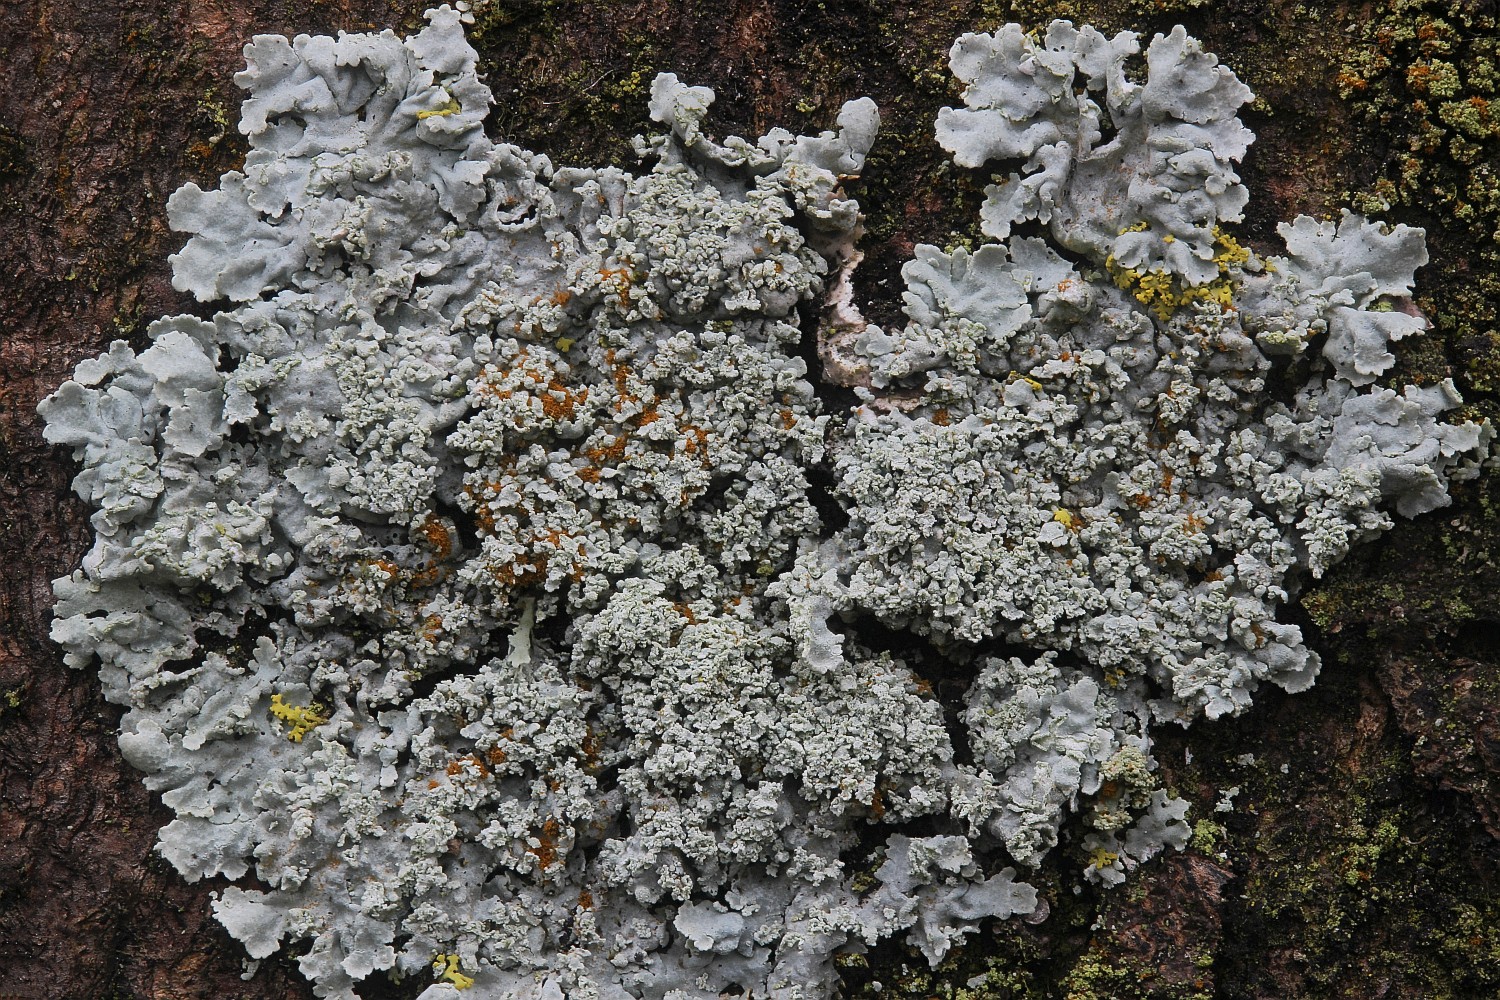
top-left (1061, 948), bottom-right (1212, 1000)
top-left (1189, 819), bottom-right (1225, 854)
top-left (1208, 666), bottom-right (1500, 998)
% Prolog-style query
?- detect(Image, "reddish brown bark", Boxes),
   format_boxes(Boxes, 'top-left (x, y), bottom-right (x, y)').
top-left (2, 1), bottom-right (1498, 998)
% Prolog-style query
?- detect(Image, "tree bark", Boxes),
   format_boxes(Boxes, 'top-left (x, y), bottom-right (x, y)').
top-left (2, 1), bottom-right (1497, 997)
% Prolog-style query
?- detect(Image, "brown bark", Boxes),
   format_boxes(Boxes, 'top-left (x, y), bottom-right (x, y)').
top-left (2, 1), bottom-right (1497, 998)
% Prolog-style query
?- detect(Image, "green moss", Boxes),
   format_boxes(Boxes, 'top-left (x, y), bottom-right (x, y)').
top-left (0, 124), bottom-right (25, 180)
top-left (1333, 0), bottom-right (1500, 437)
top-left (1190, 819), bottom-right (1225, 854)
top-left (1216, 693), bottom-right (1500, 995)
top-left (1059, 948), bottom-right (1210, 1000)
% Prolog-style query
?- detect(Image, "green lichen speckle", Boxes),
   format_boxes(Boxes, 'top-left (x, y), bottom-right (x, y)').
top-left (1189, 819), bottom-right (1225, 855)
top-left (1335, 0), bottom-right (1500, 431)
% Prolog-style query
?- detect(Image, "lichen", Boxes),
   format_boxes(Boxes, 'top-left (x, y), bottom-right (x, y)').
top-left (37, 9), bottom-right (1487, 1000)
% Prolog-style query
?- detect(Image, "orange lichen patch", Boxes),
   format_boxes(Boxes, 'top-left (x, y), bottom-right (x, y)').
top-left (1406, 62), bottom-right (1434, 92)
top-left (868, 786), bottom-right (886, 822)
top-left (445, 754), bottom-right (491, 779)
top-left (416, 519), bottom-right (454, 560)
top-left (576, 465), bottom-right (601, 484)
top-left (1130, 493), bottom-right (1153, 509)
top-left (428, 779), bottom-right (441, 789)
top-left (779, 408), bottom-right (796, 430)
top-left (931, 408), bottom-right (950, 427)
top-left (541, 378), bottom-right (589, 422)
top-left (577, 890), bottom-right (594, 910)
top-left (549, 288), bottom-right (573, 308)
top-left (673, 602), bottom-right (698, 625)
top-left (581, 727), bottom-right (603, 771)
top-left (1204, 570), bottom-right (1225, 583)
top-left (680, 424), bottom-right (710, 457)
top-left (585, 434), bottom-right (629, 465)
top-left (1161, 468), bottom-right (1174, 493)
top-left (408, 520), bottom-right (457, 588)
top-left (1335, 70), bottom-right (1368, 93)
top-left (469, 499), bottom-right (497, 534)
top-left (598, 267), bottom-right (633, 308)
top-left (1184, 512), bottom-right (1207, 533)
top-left (608, 357), bottom-right (636, 403)
top-left (410, 564), bottom-right (446, 588)
top-left (472, 379), bottom-right (514, 401)
top-left (1249, 622), bottom-right (1266, 648)
top-left (370, 559), bottom-right (401, 578)
top-left (422, 614), bottom-right (444, 641)
top-left (487, 556), bottom-right (549, 591)
top-left (487, 746), bottom-right (508, 766)
top-left (630, 399), bottom-right (661, 428)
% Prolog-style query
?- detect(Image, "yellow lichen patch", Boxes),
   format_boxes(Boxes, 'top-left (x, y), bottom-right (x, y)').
top-left (1052, 508), bottom-right (1081, 531)
top-left (432, 953), bottom-right (475, 990)
top-left (1106, 225), bottom-right (1248, 321)
top-left (416, 96), bottom-right (462, 120)
top-left (1088, 846), bottom-right (1120, 870)
top-left (269, 693), bottom-right (329, 743)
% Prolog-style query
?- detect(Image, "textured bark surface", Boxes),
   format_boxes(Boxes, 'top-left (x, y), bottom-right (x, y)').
top-left (2, 1), bottom-right (1497, 998)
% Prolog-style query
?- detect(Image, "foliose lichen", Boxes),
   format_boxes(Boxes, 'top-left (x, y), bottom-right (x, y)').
top-left (38, 9), bottom-right (1488, 999)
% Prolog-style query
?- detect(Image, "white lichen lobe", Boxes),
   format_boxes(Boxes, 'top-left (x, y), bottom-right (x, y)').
top-left (39, 10), bottom-right (1486, 1000)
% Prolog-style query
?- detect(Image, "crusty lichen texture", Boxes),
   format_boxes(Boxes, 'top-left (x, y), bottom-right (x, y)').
top-left (38, 9), bottom-right (1486, 1000)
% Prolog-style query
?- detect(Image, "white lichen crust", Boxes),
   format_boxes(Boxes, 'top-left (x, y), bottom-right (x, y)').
top-left (39, 11), bottom-right (1486, 1000)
